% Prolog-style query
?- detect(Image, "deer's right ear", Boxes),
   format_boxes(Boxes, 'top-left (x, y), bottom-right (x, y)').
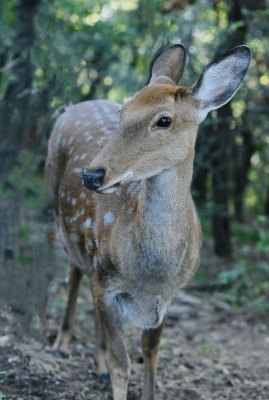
top-left (149, 44), bottom-right (186, 85)
top-left (191, 45), bottom-right (251, 122)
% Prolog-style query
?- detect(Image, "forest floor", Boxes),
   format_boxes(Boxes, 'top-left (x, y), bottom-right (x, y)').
top-left (1, 259), bottom-right (269, 400)
top-left (0, 196), bottom-right (269, 400)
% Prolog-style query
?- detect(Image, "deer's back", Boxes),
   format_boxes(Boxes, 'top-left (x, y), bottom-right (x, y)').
top-left (46, 99), bottom-right (121, 197)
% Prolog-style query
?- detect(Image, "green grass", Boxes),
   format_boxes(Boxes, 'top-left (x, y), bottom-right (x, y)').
top-left (191, 213), bottom-right (269, 315)
top-left (201, 345), bottom-right (214, 357)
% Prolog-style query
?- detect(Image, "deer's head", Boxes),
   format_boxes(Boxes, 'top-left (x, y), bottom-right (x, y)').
top-left (83, 44), bottom-right (251, 193)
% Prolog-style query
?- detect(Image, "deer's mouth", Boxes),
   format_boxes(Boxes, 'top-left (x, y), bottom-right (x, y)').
top-left (97, 171), bottom-right (133, 193)
top-left (82, 167), bottom-right (134, 193)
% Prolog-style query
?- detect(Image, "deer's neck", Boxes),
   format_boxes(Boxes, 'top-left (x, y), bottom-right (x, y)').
top-left (134, 155), bottom-right (194, 269)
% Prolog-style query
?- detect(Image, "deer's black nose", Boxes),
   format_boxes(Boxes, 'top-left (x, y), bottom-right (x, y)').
top-left (82, 168), bottom-right (106, 191)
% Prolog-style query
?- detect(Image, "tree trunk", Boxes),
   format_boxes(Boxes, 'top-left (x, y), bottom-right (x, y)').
top-left (265, 187), bottom-right (269, 216)
top-left (0, 0), bottom-right (40, 180)
top-left (232, 121), bottom-right (255, 221)
top-left (212, 105), bottom-right (233, 257)
top-left (193, 115), bottom-right (214, 204)
top-left (210, 0), bottom-right (247, 257)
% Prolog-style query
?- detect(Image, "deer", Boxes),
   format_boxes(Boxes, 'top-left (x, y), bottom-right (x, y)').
top-left (45, 44), bottom-right (251, 400)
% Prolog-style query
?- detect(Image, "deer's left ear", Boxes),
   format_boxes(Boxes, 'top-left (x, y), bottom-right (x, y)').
top-left (149, 44), bottom-right (186, 85)
top-left (191, 46), bottom-right (251, 122)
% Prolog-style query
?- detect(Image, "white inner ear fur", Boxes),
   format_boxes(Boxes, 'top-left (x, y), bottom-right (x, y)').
top-left (194, 54), bottom-right (247, 122)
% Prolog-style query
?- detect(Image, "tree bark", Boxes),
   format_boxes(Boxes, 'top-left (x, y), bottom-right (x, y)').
top-left (265, 187), bottom-right (269, 216)
top-left (193, 115), bottom-right (215, 203)
top-left (211, 105), bottom-right (233, 257)
top-left (0, 0), bottom-right (40, 180)
top-left (232, 119), bottom-right (255, 221)
top-left (210, 0), bottom-right (248, 257)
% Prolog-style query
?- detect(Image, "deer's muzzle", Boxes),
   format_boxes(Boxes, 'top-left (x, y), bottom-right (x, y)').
top-left (82, 168), bottom-right (106, 191)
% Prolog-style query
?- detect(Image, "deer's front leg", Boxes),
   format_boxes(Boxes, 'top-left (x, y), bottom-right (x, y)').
top-left (141, 323), bottom-right (163, 400)
top-left (93, 308), bottom-right (107, 377)
top-left (94, 288), bottom-right (131, 400)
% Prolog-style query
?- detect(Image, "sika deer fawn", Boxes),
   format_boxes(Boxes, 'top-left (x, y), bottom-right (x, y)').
top-left (45, 44), bottom-right (251, 400)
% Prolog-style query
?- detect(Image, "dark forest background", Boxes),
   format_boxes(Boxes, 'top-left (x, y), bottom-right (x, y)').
top-left (0, 0), bottom-right (268, 328)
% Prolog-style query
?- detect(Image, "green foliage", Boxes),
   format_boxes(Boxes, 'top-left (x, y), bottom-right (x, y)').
top-left (0, 371), bottom-right (6, 400)
top-left (256, 215), bottom-right (269, 253)
top-left (217, 220), bottom-right (269, 313)
top-left (232, 222), bottom-right (259, 243)
top-left (192, 213), bottom-right (269, 314)
top-left (1, 0), bottom-right (268, 314)
top-left (6, 149), bottom-right (48, 209)
top-left (201, 345), bottom-right (214, 357)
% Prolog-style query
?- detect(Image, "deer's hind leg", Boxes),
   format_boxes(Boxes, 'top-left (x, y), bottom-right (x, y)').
top-left (141, 323), bottom-right (164, 400)
top-left (53, 264), bottom-right (82, 355)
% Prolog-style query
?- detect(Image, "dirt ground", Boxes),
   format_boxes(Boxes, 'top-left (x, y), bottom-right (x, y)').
top-left (1, 276), bottom-right (269, 400)
top-left (1, 201), bottom-right (269, 400)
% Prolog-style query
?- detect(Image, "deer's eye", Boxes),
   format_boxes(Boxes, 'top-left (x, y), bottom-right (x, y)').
top-left (156, 116), bottom-right (172, 128)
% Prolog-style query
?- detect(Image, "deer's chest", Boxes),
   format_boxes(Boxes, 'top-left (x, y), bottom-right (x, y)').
top-left (104, 278), bottom-right (173, 329)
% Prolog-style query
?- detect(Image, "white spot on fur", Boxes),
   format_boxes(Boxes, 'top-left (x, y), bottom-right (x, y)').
top-left (83, 218), bottom-right (93, 229)
top-left (71, 198), bottom-right (77, 206)
top-left (80, 153), bottom-right (87, 160)
top-left (74, 120), bottom-right (81, 126)
top-left (72, 167), bottom-right (82, 174)
top-left (97, 138), bottom-right (106, 146)
top-left (69, 146), bottom-right (74, 155)
top-left (101, 187), bottom-right (117, 194)
top-left (84, 131), bottom-right (93, 141)
top-left (104, 212), bottom-right (116, 225)
top-left (72, 209), bottom-right (84, 221)
top-left (87, 239), bottom-right (95, 249)
top-left (93, 255), bottom-right (101, 269)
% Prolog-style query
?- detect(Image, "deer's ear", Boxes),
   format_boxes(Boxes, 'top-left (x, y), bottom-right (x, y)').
top-left (149, 44), bottom-right (186, 85)
top-left (191, 46), bottom-right (251, 122)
